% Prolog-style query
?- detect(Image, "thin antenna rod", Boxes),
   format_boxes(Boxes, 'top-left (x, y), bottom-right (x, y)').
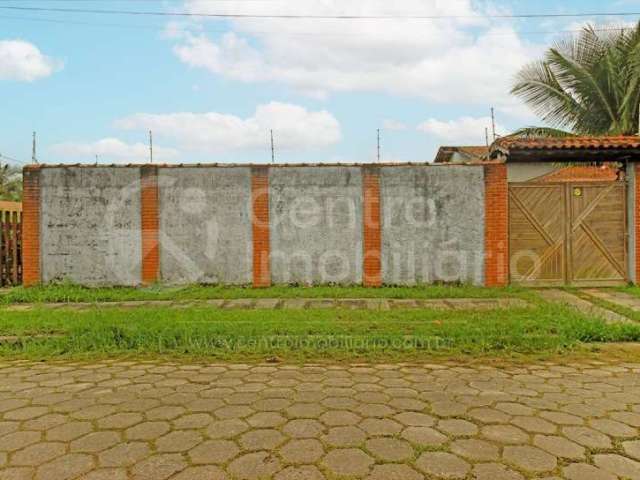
top-left (270, 129), bottom-right (275, 164)
top-left (485, 127), bottom-right (489, 147)
top-left (32, 131), bottom-right (37, 164)
top-left (377, 128), bottom-right (381, 163)
top-left (149, 130), bottom-right (153, 163)
top-left (491, 108), bottom-right (496, 140)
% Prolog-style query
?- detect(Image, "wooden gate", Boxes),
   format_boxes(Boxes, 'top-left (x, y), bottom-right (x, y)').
top-left (0, 204), bottom-right (22, 286)
top-left (509, 182), bottom-right (626, 286)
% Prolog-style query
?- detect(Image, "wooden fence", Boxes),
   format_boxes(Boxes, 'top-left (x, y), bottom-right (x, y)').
top-left (0, 201), bottom-right (22, 286)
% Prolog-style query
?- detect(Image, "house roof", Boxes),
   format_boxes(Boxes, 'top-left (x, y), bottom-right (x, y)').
top-left (490, 135), bottom-right (640, 162)
top-left (434, 146), bottom-right (488, 163)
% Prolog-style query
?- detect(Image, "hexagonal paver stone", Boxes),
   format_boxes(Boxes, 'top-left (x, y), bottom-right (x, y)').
top-left (365, 437), bottom-right (413, 462)
top-left (171, 465), bottom-right (228, 480)
top-left (279, 439), bottom-right (324, 464)
top-left (275, 465), bottom-right (326, 480)
top-left (99, 442), bottom-right (151, 467)
top-left (611, 411), bottom-right (640, 427)
top-left (563, 463), bottom-right (616, 480)
top-left (35, 453), bottom-right (94, 480)
top-left (416, 452), bottom-right (470, 479)
top-left (533, 435), bottom-right (585, 460)
top-left (481, 425), bottom-right (528, 444)
top-left (156, 430), bottom-right (203, 453)
top-left (46, 422), bottom-right (92, 442)
top-left (451, 439), bottom-right (500, 461)
top-left (319, 410), bottom-right (360, 426)
top-left (247, 412), bottom-right (287, 428)
top-left (215, 405), bottom-right (254, 419)
top-left (438, 419), bottom-right (478, 436)
top-left (125, 421), bottom-right (170, 441)
top-left (360, 418), bottom-right (402, 436)
top-left (395, 412), bottom-right (436, 427)
top-left (206, 419), bottom-right (250, 439)
top-left (282, 419), bottom-right (324, 438)
top-left (174, 414), bottom-right (212, 429)
top-left (227, 452), bottom-right (281, 480)
top-left (71, 405), bottom-right (116, 421)
top-left (511, 416), bottom-right (556, 434)
top-left (539, 411), bottom-right (583, 426)
top-left (431, 401), bottom-right (468, 417)
top-left (189, 440), bottom-right (239, 464)
top-left (80, 468), bottom-right (128, 480)
top-left (286, 403), bottom-right (325, 419)
top-left (0, 451), bottom-right (6, 467)
top-left (590, 419), bottom-right (637, 438)
top-left (366, 465), bottom-right (423, 480)
top-left (0, 431), bottom-right (41, 452)
top-left (322, 448), bottom-right (374, 478)
top-left (495, 402), bottom-right (535, 416)
top-left (240, 429), bottom-right (285, 451)
top-left (132, 453), bottom-right (187, 480)
top-left (322, 426), bottom-right (366, 447)
top-left (10, 442), bottom-right (65, 466)
top-left (562, 426), bottom-right (612, 449)
top-left (23, 414), bottom-right (66, 431)
top-left (70, 431), bottom-right (120, 453)
top-left (468, 408), bottom-right (510, 424)
top-left (472, 463), bottom-right (524, 480)
top-left (624, 440), bottom-right (640, 460)
top-left (593, 454), bottom-right (640, 480)
top-left (97, 413), bottom-right (143, 429)
top-left (4, 406), bottom-right (49, 421)
top-left (146, 406), bottom-right (186, 421)
top-left (502, 446), bottom-right (557, 473)
top-left (401, 426), bottom-right (447, 446)
top-left (356, 403), bottom-right (395, 418)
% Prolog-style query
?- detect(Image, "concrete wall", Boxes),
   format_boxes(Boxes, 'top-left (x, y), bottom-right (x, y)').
top-left (40, 167), bottom-right (141, 286)
top-left (269, 167), bottom-right (363, 284)
top-left (380, 166), bottom-right (485, 285)
top-left (507, 162), bottom-right (558, 183)
top-left (158, 168), bottom-right (253, 285)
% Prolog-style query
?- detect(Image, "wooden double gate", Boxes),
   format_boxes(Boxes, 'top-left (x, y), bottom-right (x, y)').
top-left (509, 182), bottom-right (627, 286)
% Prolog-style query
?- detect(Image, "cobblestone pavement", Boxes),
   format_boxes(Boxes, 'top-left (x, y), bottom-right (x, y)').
top-left (1, 359), bottom-right (640, 480)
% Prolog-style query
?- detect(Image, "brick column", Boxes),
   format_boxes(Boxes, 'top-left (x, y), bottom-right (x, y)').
top-left (484, 163), bottom-right (509, 287)
top-left (140, 165), bottom-right (160, 285)
top-left (635, 163), bottom-right (640, 283)
top-left (362, 166), bottom-right (382, 287)
top-left (22, 166), bottom-right (41, 287)
top-left (251, 167), bottom-right (271, 287)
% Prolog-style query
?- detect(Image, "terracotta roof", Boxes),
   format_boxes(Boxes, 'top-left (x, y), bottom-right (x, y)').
top-left (434, 146), bottom-right (488, 163)
top-left (533, 166), bottom-right (619, 183)
top-left (491, 135), bottom-right (640, 154)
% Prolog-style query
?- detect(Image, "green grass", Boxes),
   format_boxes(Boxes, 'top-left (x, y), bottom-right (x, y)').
top-left (0, 282), bottom-right (525, 305)
top-left (1, 299), bottom-right (638, 361)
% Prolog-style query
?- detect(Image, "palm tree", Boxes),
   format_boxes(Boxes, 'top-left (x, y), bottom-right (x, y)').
top-left (511, 23), bottom-right (640, 137)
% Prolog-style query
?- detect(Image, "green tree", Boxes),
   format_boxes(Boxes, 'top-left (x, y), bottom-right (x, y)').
top-left (0, 165), bottom-right (22, 202)
top-left (511, 23), bottom-right (640, 137)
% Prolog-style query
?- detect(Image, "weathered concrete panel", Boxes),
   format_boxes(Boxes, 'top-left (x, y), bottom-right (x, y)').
top-left (381, 166), bottom-right (485, 285)
top-left (40, 167), bottom-right (141, 285)
top-left (158, 168), bottom-right (253, 284)
top-left (270, 167), bottom-right (363, 284)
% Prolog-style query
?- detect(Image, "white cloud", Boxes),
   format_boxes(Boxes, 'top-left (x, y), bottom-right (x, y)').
top-left (115, 102), bottom-right (341, 152)
top-left (49, 138), bottom-right (180, 164)
top-left (0, 39), bottom-right (61, 81)
top-left (170, 0), bottom-right (543, 118)
top-left (382, 119), bottom-right (407, 131)
top-left (417, 116), bottom-right (508, 144)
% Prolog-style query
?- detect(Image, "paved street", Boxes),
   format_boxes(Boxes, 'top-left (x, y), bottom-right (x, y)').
top-left (0, 360), bottom-right (639, 480)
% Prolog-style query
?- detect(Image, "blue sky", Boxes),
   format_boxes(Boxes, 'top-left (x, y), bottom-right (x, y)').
top-left (1, 0), bottom-right (639, 165)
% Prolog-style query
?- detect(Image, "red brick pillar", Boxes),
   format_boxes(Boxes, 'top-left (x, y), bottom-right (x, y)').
top-left (140, 165), bottom-right (160, 285)
top-left (635, 163), bottom-right (640, 283)
top-left (22, 166), bottom-right (41, 287)
top-left (484, 163), bottom-right (508, 287)
top-left (251, 167), bottom-right (271, 287)
top-left (362, 166), bottom-right (382, 287)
